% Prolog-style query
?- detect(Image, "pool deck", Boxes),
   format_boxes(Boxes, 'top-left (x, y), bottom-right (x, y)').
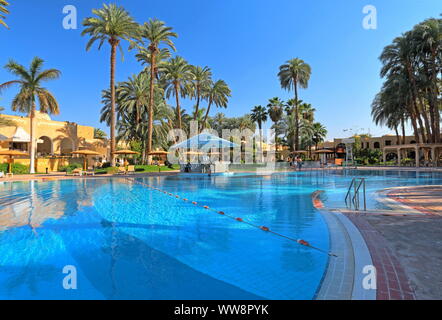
top-left (313, 186), bottom-right (442, 300)
top-left (0, 171), bottom-right (180, 183)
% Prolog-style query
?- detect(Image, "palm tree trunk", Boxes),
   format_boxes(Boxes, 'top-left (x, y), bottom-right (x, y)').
top-left (430, 49), bottom-right (440, 143)
top-left (411, 100), bottom-right (426, 143)
top-left (174, 82), bottom-right (182, 130)
top-left (293, 81), bottom-right (299, 151)
top-left (259, 122), bottom-right (263, 163)
top-left (147, 50), bottom-right (156, 165)
top-left (194, 84), bottom-right (200, 121)
top-left (394, 126), bottom-right (400, 145)
top-left (401, 118), bottom-right (406, 144)
top-left (418, 95), bottom-right (433, 143)
top-left (407, 63), bottom-right (427, 143)
top-left (29, 102), bottom-right (36, 174)
top-left (201, 99), bottom-right (212, 131)
top-left (274, 122), bottom-right (278, 159)
top-left (109, 41), bottom-right (117, 167)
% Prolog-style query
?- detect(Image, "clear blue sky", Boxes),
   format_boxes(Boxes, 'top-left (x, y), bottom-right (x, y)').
top-left (0, 0), bottom-right (440, 140)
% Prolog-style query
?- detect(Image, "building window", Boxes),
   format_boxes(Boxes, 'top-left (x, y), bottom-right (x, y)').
top-left (374, 142), bottom-right (380, 149)
top-left (385, 140), bottom-right (392, 146)
top-left (11, 142), bottom-right (28, 151)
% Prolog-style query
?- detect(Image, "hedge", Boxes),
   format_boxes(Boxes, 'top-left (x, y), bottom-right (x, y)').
top-left (0, 163), bottom-right (29, 174)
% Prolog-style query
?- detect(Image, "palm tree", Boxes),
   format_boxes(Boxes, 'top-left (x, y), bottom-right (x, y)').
top-left (162, 56), bottom-right (193, 130)
top-left (0, 107), bottom-right (15, 127)
top-left (312, 122), bottom-right (327, 150)
top-left (192, 107), bottom-right (206, 123)
top-left (189, 65), bottom-right (212, 121)
top-left (267, 97), bottom-right (284, 153)
top-left (0, 57), bottom-right (61, 173)
top-left (210, 112), bottom-right (226, 134)
top-left (278, 58), bottom-right (311, 150)
top-left (251, 105), bottom-right (267, 162)
top-left (82, 3), bottom-right (138, 166)
top-left (94, 128), bottom-right (107, 139)
top-left (374, 18), bottom-right (442, 145)
top-left (0, 0), bottom-right (9, 28)
top-left (299, 102), bottom-right (316, 122)
top-left (118, 73), bottom-right (150, 125)
top-left (413, 19), bottom-right (441, 143)
top-left (201, 80), bottom-right (231, 131)
top-left (137, 19), bottom-right (177, 158)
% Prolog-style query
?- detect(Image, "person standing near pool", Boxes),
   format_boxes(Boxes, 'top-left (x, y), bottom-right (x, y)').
top-left (297, 156), bottom-right (303, 171)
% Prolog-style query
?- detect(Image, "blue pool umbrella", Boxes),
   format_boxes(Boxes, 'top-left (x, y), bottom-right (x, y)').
top-left (170, 133), bottom-right (238, 150)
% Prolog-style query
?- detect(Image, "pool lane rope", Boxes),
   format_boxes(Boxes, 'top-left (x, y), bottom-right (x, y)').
top-left (126, 178), bottom-right (337, 257)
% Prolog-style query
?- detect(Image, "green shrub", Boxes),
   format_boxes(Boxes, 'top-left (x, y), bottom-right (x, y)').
top-left (0, 163), bottom-right (29, 174)
top-left (106, 167), bottom-right (119, 174)
top-left (59, 163), bottom-right (82, 172)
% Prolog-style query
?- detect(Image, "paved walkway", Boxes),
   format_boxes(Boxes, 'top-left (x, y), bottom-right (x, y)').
top-left (387, 185), bottom-right (442, 215)
top-left (364, 215), bottom-right (442, 300)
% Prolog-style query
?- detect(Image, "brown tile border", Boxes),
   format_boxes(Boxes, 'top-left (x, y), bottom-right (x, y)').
top-left (312, 191), bottom-right (416, 300)
top-left (343, 213), bottom-right (416, 300)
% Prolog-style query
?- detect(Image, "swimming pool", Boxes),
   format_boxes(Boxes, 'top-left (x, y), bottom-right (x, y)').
top-left (0, 170), bottom-right (440, 299)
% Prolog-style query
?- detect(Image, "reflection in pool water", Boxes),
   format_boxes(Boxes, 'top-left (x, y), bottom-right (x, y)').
top-left (0, 170), bottom-right (441, 299)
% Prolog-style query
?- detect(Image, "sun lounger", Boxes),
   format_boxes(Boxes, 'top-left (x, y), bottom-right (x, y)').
top-left (67, 168), bottom-right (83, 176)
top-left (117, 166), bottom-right (127, 175)
top-left (127, 165), bottom-right (135, 174)
top-left (85, 168), bottom-right (95, 176)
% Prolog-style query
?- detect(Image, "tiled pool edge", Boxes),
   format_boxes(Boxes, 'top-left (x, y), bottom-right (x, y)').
top-left (312, 191), bottom-right (416, 300)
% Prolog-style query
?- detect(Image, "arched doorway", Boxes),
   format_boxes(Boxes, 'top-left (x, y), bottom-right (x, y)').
top-left (60, 138), bottom-right (74, 155)
top-left (37, 136), bottom-right (52, 155)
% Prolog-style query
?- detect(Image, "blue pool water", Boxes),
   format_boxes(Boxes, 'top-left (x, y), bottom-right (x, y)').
top-left (0, 170), bottom-right (441, 300)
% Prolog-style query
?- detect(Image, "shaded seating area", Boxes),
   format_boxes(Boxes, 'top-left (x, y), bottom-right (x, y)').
top-left (170, 133), bottom-right (238, 173)
top-left (383, 143), bottom-right (442, 167)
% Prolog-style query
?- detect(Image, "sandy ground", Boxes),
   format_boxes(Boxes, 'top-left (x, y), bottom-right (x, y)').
top-left (364, 215), bottom-right (442, 300)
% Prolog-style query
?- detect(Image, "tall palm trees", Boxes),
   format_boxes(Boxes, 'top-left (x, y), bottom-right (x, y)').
top-left (201, 80), bottom-right (231, 130)
top-left (251, 105), bottom-right (268, 161)
top-left (267, 97), bottom-right (284, 152)
top-left (118, 73), bottom-right (150, 125)
top-left (189, 65), bottom-right (212, 121)
top-left (162, 56), bottom-right (193, 130)
top-left (0, 0), bottom-right (9, 28)
top-left (373, 18), bottom-right (441, 145)
top-left (278, 58), bottom-right (311, 150)
top-left (137, 19), bottom-right (177, 159)
top-left (0, 57), bottom-right (61, 173)
top-left (312, 122), bottom-right (327, 150)
top-left (82, 3), bottom-right (138, 166)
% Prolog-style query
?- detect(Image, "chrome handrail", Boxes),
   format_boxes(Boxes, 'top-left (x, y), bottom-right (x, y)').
top-left (345, 178), bottom-right (366, 211)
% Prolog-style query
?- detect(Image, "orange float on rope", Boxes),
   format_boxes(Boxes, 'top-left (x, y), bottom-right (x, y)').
top-left (297, 239), bottom-right (310, 246)
top-left (183, 198), bottom-right (188, 201)
top-left (218, 211), bottom-right (225, 215)
top-left (203, 206), bottom-right (209, 209)
top-left (175, 195), bottom-right (180, 199)
top-left (192, 201), bottom-right (198, 205)
top-left (236, 217), bottom-right (243, 222)
top-left (260, 226), bottom-right (270, 232)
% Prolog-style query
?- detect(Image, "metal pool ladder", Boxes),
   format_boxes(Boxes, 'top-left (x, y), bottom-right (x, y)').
top-left (345, 178), bottom-right (367, 211)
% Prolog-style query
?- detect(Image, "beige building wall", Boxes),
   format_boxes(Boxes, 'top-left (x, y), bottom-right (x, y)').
top-left (320, 134), bottom-right (419, 150)
top-left (0, 112), bottom-right (109, 172)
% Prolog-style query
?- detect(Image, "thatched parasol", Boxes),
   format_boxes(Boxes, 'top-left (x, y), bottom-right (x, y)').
top-left (0, 150), bottom-right (28, 174)
top-left (71, 150), bottom-right (101, 170)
